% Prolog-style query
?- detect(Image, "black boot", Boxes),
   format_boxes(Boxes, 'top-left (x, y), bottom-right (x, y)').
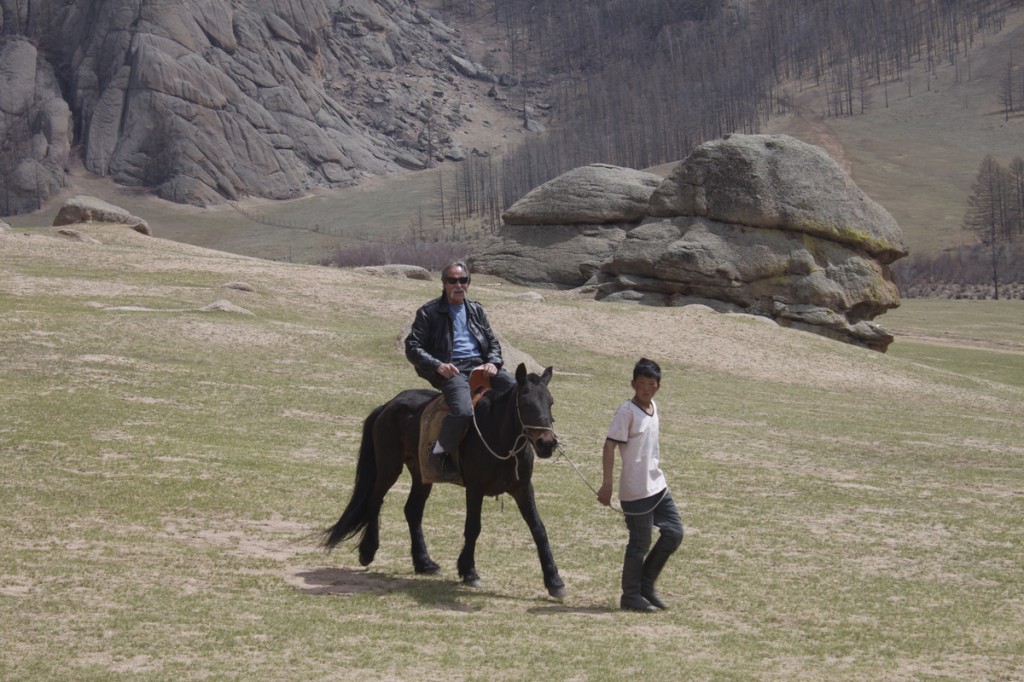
top-left (620, 558), bottom-right (656, 612)
top-left (434, 450), bottom-right (460, 481)
top-left (641, 546), bottom-right (674, 610)
top-left (429, 443), bottom-right (460, 482)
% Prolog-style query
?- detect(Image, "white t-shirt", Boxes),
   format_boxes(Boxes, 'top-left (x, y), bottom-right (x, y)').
top-left (607, 399), bottom-right (667, 502)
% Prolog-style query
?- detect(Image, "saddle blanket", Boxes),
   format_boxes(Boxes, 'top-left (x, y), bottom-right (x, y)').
top-left (416, 369), bottom-right (491, 485)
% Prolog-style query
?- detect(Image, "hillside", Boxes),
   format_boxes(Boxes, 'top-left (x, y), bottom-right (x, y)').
top-left (4, 3), bottom-right (1023, 266)
top-left (2, 221), bottom-right (1023, 679)
top-left (766, 9), bottom-right (1024, 256)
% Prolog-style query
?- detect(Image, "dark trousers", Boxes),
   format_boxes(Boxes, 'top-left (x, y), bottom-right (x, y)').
top-left (621, 489), bottom-right (684, 560)
top-left (437, 357), bottom-right (516, 453)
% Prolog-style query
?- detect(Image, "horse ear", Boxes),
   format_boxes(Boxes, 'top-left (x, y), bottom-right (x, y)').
top-left (515, 363), bottom-right (527, 384)
top-left (541, 366), bottom-right (553, 386)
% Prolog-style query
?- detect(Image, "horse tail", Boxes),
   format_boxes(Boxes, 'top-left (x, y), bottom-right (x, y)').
top-left (321, 402), bottom-right (385, 551)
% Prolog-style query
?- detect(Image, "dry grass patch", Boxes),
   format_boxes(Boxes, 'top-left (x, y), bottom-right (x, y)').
top-left (2, 225), bottom-right (1023, 680)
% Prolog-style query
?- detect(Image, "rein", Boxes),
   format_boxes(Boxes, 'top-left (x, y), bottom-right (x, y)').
top-left (471, 386), bottom-right (556, 481)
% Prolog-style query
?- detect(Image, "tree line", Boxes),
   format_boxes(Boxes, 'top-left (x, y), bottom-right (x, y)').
top-left (436, 0), bottom-right (1022, 240)
top-left (899, 154), bottom-right (1024, 298)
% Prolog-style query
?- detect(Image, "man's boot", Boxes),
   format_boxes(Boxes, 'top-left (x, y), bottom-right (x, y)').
top-left (430, 442), bottom-right (460, 482)
top-left (436, 451), bottom-right (460, 481)
top-left (620, 557), bottom-right (656, 612)
top-left (641, 546), bottom-right (674, 610)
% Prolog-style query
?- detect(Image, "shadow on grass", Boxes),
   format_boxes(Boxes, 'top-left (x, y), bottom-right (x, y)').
top-left (293, 566), bottom-right (536, 611)
top-left (527, 604), bottom-right (617, 616)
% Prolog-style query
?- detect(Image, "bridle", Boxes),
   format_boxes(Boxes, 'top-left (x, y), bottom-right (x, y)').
top-left (466, 385), bottom-right (655, 512)
top-left (471, 386), bottom-right (557, 480)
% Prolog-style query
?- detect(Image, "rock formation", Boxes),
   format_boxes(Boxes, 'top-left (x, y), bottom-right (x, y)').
top-left (0, 0), bottom-right (504, 214)
top-left (478, 164), bottom-right (664, 288)
top-left (54, 196), bottom-right (151, 235)
top-left (471, 134), bottom-right (908, 351)
top-left (0, 37), bottom-right (73, 215)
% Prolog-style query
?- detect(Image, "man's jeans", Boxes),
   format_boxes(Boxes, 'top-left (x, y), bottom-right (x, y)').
top-left (437, 357), bottom-right (516, 453)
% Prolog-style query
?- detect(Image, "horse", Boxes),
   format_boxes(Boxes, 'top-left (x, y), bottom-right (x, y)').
top-left (321, 363), bottom-right (565, 598)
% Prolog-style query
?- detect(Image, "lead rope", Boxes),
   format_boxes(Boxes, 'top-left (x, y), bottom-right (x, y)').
top-left (552, 443), bottom-right (667, 517)
top-left (470, 396), bottom-right (663, 516)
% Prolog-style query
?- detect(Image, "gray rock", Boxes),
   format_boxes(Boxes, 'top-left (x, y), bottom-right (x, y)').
top-left (53, 196), bottom-right (152, 235)
top-left (0, 37), bottom-right (72, 214)
top-left (355, 264), bottom-right (433, 280)
top-left (471, 224), bottom-right (629, 288)
top-left (446, 53), bottom-right (495, 82)
top-left (502, 164), bottom-right (664, 225)
top-left (649, 134), bottom-right (908, 264)
top-left (0, 0), bottom-right (500, 214)
top-left (201, 300), bottom-right (255, 315)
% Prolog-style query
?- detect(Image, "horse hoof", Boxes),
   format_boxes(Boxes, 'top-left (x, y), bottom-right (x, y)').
top-left (547, 585), bottom-right (566, 600)
top-left (415, 560), bottom-right (441, 575)
top-left (463, 577), bottom-right (483, 589)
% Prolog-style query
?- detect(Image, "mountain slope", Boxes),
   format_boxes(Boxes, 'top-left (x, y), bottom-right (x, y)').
top-left (0, 0), bottom-right (520, 213)
top-left (766, 10), bottom-right (1024, 256)
top-left (5, 2), bottom-right (1022, 266)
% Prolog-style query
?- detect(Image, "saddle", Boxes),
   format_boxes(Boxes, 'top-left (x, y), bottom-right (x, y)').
top-left (418, 369), bottom-right (491, 485)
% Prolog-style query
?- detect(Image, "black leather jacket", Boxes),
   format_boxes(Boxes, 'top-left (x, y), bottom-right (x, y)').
top-left (405, 295), bottom-right (504, 387)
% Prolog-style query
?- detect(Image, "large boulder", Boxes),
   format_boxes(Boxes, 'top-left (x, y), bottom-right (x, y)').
top-left (473, 224), bottom-right (630, 288)
top-left (473, 165), bottom-right (662, 287)
top-left (598, 216), bottom-right (900, 350)
top-left (648, 134), bottom-right (908, 263)
top-left (502, 163), bottom-right (664, 225)
top-left (473, 134), bottom-right (907, 351)
top-left (54, 196), bottom-right (152, 235)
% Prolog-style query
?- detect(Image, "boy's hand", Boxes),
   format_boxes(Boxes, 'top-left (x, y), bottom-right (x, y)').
top-left (597, 482), bottom-right (612, 507)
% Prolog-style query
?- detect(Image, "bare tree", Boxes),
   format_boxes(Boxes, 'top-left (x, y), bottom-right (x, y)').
top-left (1008, 157), bottom-right (1024, 241)
top-left (998, 52), bottom-right (1015, 121)
top-left (963, 155), bottom-right (1011, 299)
top-left (435, 0), bottom-right (1020, 228)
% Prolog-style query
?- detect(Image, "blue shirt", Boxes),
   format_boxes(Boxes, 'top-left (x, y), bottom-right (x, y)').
top-left (450, 303), bottom-right (481, 359)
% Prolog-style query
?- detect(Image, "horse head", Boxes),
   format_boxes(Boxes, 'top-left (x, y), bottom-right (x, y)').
top-left (514, 363), bottom-right (557, 459)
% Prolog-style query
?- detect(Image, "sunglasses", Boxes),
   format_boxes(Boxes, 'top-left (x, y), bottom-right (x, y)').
top-left (445, 277), bottom-right (469, 284)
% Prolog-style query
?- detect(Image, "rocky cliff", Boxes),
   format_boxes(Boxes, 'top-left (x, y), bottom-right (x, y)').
top-left (0, 0), bottom-right (504, 215)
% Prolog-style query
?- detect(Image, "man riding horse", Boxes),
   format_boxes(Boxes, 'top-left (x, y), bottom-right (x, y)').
top-left (405, 260), bottom-right (516, 480)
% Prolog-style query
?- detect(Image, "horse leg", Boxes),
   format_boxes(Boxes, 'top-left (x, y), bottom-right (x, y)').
top-left (404, 478), bottom-right (440, 574)
top-left (511, 484), bottom-right (566, 599)
top-left (457, 489), bottom-right (485, 587)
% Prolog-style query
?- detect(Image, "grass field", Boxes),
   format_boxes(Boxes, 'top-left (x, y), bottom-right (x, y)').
top-left (4, 13), bottom-right (1022, 679)
top-left (2, 224), bottom-right (1022, 680)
